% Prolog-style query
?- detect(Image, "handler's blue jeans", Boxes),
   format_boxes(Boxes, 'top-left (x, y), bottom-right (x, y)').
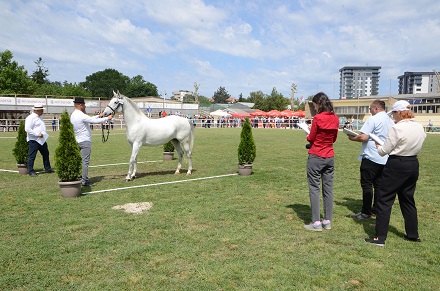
top-left (27, 140), bottom-right (51, 174)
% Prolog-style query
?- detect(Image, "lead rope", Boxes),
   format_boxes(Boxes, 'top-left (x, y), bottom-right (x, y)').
top-left (102, 123), bottom-right (110, 143)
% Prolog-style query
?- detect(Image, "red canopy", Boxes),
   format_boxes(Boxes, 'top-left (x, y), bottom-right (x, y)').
top-left (231, 112), bottom-right (251, 118)
top-left (292, 110), bottom-right (305, 117)
top-left (250, 110), bottom-right (267, 117)
top-left (280, 110), bottom-right (295, 117)
top-left (267, 110), bottom-right (281, 117)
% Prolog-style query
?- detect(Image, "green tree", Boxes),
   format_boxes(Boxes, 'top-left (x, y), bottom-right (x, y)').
top-left (33, 81), bottom-right (92, 97)
top-left (125, 75), bottom-right (158, 97)
top-left (81, 68), bottom-right (129, 98)
top-left (249, 90), bottom-right (265, 107)
top-left (31, 57), bottom-right (49, 85)
top-left (266, 87), bottom-right (290, 111)
top-left (238, 118), bottom-right (256, 165)
top-left (197, 95), bottom-right (211, 107)
top-left (55, 111), bottom-right (82, 182)
top-left (12, 122), bottom-right (28, 164)
top-left (182, 93), bottom-right (195, 103)
top-left (0, 50), bottom-right (36, 94)
top-left (212, 86), bottom-right (230, 103)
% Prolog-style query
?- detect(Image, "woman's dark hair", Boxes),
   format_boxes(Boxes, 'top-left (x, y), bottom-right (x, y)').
top-left (312, 92), bottom-right (334, 113)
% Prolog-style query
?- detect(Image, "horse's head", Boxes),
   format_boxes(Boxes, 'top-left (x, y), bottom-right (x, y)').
top-left (103, 90), bottom-right (124, 116)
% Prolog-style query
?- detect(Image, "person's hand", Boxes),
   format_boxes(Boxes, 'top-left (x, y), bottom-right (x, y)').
top-left (38, 133), bottom-right (43, 138)
top-left (348, 135), bottom-right (356, 141)
top-left (107, 115), bottom-right (113, 120)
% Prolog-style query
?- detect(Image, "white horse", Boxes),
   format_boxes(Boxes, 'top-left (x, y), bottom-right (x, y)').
top-left (103, 91), bottom-right (194, 181)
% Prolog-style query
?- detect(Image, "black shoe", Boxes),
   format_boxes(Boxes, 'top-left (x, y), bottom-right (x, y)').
top-left (364, 237), bottom-right (385, 247)
top-left (82, 183), bottom-right (96, 187)
top-left (29, 172), bottom-right (38, 177)
top-left (403, 235), bottom-right (421, 242)
top-left (45, 169), bottom-right (55, 173)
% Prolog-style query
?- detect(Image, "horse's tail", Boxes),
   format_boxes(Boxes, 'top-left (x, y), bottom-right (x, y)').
top-left (188, 119), bottom-right (195, 151)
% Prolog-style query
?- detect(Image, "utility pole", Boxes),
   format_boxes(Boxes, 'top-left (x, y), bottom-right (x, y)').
top-left (194, 82), bottom-right (199, 115)
top-left (291, 83), bottom-right (297, 109)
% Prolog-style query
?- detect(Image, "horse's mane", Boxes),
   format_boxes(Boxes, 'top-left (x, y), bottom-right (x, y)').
top-left (121, 94), bottom-right (144, 115)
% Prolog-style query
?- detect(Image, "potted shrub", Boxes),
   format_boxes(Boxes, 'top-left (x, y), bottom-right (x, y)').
top-left (55, 111), bottom-right (82, 198)
top-left (163, 140), bottom-right (175, 161)
top-left (238, 118), bottom-right (256, 175)
top-left (12, 122), bottom-right (29, 175)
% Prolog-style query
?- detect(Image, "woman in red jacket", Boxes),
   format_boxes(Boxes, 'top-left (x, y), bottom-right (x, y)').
top-left (304, 92), bottom-right (339, 231)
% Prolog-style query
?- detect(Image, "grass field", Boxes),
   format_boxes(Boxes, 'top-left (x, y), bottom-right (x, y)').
top-left (0, 127), bottom-right (439, 290)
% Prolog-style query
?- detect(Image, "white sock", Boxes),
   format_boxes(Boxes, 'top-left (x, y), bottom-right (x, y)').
top-left (322, 219), bottom-right (330, 224)
top-left (313, 221), bottom-right (322, 226)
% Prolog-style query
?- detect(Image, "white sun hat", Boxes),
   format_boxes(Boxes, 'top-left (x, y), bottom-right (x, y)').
top-left (387, 100), bottom-right (410, 115)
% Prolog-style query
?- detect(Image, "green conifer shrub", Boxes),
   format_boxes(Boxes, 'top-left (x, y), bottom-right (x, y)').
top-left (238, 118), bottom-right (256, 165)
top-left (12, 122), bottom-right (28, 164)
top-left (55, 111), bottom-right (82, 181)
top-left (163, 140), bottom-right (175, 152)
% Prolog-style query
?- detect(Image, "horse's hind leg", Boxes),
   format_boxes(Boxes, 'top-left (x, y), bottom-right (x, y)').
top-left (172, 139), bottom-right (183, 174)
top-left (181, 141), bottom-right (192, 175)
top-left (126, 142), bottom-right (141, 181)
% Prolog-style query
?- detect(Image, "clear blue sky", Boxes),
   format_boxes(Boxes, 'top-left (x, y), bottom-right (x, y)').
top-left (1, 0), bottom-right (439, 99)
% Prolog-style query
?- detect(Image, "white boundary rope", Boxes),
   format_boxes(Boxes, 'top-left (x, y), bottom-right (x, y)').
top-left (83, 173), bottom-right (238, 195)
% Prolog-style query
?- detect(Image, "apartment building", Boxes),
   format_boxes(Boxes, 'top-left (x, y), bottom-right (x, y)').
top-left (397, 71), bottom-right (439, 94)
top-left (339, 66), bottom-right (381, 99)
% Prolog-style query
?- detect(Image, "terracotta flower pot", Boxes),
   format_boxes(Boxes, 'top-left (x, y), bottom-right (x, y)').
top-left (58, 180), bottom-right (82, 198)
top-left (238, 164), bottom-right (253, 176)
top-left (17, 164), bottom-right (28, 175)
top-left (163, 152), bottom-right (174, 161)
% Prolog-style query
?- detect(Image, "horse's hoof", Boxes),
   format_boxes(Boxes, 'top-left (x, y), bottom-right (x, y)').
top-left (174, 171), bottom-right (180, 175)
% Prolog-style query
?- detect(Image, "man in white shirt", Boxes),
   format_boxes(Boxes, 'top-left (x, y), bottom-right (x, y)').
top-left (347, 100), bottom-right (394, 220)
top-left (25, 104), bottom-right (54, 177)
top-left (70, 97), bottom-right (113, 187)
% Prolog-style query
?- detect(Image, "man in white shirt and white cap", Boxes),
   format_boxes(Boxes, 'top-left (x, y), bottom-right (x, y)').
top-left (70, 97), bottom-right (113, 187)
top-left (24, 104), bottom-right (54, 177)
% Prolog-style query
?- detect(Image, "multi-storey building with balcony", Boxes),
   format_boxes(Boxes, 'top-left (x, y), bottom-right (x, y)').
top-left (339, 66), bottom-right (381, 99)
top-left (397, 71), bottom-right (439, 94)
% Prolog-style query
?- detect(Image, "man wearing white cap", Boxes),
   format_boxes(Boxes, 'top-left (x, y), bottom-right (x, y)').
top-left (24, 104), bottom-right (54, 177)
top-left (365, 100), bottom-right (426, 246)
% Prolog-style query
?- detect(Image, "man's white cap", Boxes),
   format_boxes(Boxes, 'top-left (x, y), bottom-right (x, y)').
top-left (387, 100), bottom-right (410, 115)
top-left (32, 104), bottom-right (45, 110)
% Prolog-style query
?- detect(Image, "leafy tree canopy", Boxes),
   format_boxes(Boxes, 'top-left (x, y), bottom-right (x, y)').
top-left (124, 75), bottom-right (158, 97)
top-left (212, 86), bottom-right (230, 103)
top-left (81, 68), bottom-right (130, 98)
top-left (252, 88), bottom-right (290, 111)
top-left (31, 57), bottom-right (49, 85)
top-left (0, 50), bottom-right (36, 94)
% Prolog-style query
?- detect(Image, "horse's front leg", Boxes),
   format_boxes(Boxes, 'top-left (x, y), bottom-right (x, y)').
top-left (126, 142), bottom-right (141, 181)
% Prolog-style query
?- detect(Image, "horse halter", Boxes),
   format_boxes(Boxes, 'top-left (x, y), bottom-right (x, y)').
top-left (105, 98), bottom-right (123, 115)
top-left (102, 98), bottom-right (123, 143)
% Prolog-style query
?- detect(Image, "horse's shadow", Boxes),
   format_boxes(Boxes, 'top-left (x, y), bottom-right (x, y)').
top-left (285, 203), bottom-right (311, 223)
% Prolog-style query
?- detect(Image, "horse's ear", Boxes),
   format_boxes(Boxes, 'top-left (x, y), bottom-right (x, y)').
top-left (113, 90), bottom-right (117, 96)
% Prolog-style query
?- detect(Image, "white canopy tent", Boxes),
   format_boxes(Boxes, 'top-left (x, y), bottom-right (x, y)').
top-left (209, 110), bottom-right (231, 118)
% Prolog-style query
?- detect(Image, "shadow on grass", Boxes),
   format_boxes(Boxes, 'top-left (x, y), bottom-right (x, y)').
top-left (286, 203), bottom-right (310, 223)
top-left (335, 197), bottom-right (362, 214)
top-left (337, 197), bottom-right (406, 238)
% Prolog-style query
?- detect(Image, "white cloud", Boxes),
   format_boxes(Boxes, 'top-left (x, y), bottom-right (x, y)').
top-left (1, 0), bottom-right (440, 98)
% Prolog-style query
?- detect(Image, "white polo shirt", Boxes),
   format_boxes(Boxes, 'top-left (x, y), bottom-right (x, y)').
top-left (70, 110), bottom-right (109, 143)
